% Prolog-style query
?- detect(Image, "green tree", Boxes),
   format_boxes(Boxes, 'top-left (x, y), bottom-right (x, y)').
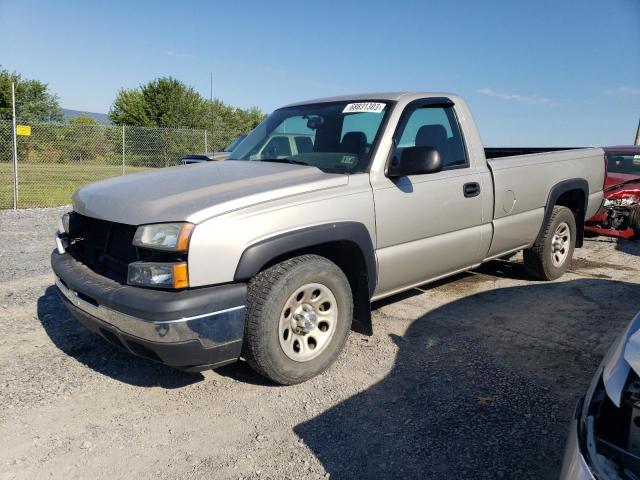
top-left (109, 76), bottom-right (265, 133)
top-left (209, 100), bottom-right (265, 132)
top-left (109, 76), bottom-right (266, 158)
top-left (202, 100), bottom-right (266, 150)
top-left (0, 69), bottom-right (63, 123)
top-left (68, 114), bottom-right (99, 126)
top-left (109, 77), bottom-right (209, 128)
top-left (64, 115), bottom-right (106, 163)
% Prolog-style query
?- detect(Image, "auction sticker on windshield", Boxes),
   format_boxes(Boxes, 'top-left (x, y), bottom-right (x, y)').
top-left (342, 102), bottom-right (386, 114)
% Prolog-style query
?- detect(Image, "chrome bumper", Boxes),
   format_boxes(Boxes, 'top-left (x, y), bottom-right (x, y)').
top-left (55, 275), bottom-right (245, 348)
top-left (51, 249), bottom-right (248, 369)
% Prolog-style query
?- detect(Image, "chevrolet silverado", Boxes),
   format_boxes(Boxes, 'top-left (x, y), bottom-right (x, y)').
top-left (52, 92), bottom-right (605, 384)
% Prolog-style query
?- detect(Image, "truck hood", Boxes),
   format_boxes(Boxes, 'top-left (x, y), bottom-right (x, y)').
top-left (73, 160), bottom-right (348, 225)
top-left (605, 172), bottom-right (640, 188)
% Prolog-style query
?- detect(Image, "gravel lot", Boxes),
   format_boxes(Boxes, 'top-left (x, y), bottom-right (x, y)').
top-left (2, 207), bottom-right (640, 479)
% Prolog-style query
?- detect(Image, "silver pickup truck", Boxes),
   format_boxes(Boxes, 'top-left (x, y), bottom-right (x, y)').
top-left (52, 92), bottom-right (605, 384)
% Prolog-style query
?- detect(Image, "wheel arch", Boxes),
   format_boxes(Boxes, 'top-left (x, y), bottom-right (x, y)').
top-left (539, 179), bottom-right (589, 248)
top-left (234, 222), bottom-right (377, 335)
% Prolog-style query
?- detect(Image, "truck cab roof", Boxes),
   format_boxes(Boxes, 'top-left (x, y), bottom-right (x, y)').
top-left (283, 92), bottom-right (459, 108)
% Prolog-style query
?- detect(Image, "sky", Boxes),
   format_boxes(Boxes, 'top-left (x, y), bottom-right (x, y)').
top-left (0, 0), bottom-right (638, 146)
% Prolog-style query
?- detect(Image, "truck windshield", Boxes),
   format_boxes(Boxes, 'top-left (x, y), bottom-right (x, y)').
top-left (227, 100), bottom-right (391, 173)
top-left (607, 153), bottom-right (640, 177)
top-left (223, 134), bottom-right (247, 152)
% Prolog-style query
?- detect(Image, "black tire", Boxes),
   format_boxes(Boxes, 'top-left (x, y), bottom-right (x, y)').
top-left (243, 254), bottom-right (353, 385)
top-left (629, 205), bottom-right (640, 240)
top-left (523, 206), bottom-right (576, 281)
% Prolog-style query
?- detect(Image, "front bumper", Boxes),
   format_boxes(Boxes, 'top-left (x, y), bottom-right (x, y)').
top-left (51, 250), bottom-right (247, 371)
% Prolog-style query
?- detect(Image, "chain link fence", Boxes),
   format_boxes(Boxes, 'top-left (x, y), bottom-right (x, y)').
top-left (0, 120), bottom-right (243, 209)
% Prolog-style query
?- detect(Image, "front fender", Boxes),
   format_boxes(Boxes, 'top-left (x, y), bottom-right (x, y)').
top-left (186, 175), bottom-right (377, 288)
top-left (234, 221), bottom-right (377, 296)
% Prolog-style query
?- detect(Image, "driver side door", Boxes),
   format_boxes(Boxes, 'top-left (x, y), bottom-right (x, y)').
top-left (372, 100), bottom-right (490, 298)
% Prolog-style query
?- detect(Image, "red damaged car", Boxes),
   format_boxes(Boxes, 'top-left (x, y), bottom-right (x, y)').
top-left (585, 146), bottom-right (640, 239)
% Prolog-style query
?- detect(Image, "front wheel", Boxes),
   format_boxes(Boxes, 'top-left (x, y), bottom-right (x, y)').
top-left (243, 255), bottom-right (353, 385)
top-left (523, 206), bottom-right (576, 281)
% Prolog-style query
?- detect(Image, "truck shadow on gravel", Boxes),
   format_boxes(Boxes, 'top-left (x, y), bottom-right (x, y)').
top-left (583, 236), bottom-right (640, 257)
top-left (616, 238), bottom-right (640, 256)
top-left (37, 285), bottom-right (203, 388)
top-left (294, 276), bottom-right (640, 480)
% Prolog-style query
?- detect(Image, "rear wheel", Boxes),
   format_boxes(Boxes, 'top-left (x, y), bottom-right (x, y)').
top-left (523, 206), bottom-right (576, 280)
top-left (243, 255), bottom-right (353, 385)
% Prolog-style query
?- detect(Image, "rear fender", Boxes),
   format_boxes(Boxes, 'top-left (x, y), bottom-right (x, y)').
top-left (538, 179), bottom-right (589, 247)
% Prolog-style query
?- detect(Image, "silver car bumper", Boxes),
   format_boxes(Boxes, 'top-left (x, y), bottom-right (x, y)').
top-left (55, 275), bottom-right (245, 347)
top-left (51, 250), bottom-right (247, 370)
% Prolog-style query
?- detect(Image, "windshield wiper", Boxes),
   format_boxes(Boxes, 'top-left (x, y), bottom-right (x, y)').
top-left (322, 165), bottom-right (349, 174)
top-left (260, 158), bottom-right (312, 167)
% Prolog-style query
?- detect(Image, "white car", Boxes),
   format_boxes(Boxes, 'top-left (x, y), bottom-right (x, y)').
top-left (246, 133), bottom-right (315, 160)
top-left (561, 312), bottom-right (640, 479)
top-left (181, 134), bottom-right (247, 165)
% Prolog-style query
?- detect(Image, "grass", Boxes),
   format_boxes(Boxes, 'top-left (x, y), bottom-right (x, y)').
top-left (0, 162), bottom-right (151, 209)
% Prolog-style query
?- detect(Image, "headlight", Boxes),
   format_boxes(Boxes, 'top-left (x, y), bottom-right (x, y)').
top-left (127, 262), bottom-right (189, 289)
top-left (132, 223), bottom-right (194, 251)
top-left (59, 212), bottom-right (71, 234)
top-left (603, 196), bottom-right (639, 207)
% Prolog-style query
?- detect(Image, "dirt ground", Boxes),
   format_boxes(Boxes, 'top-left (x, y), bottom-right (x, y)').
top-left (2, 207), bottom-right (640, 480)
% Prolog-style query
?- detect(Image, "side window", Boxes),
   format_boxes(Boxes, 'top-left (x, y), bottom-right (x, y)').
top-left (395, 106), bottom-right (467, 169)
top-left (261, 136), bottom-right (291, 157)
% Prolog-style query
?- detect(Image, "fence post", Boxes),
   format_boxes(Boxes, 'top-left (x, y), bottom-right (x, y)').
top-left (204, 130), bottom-right (208, 152)
top-left (121, 125), bottom-right (125, 175)
top-left (11, 82), bottom-right (19, 210)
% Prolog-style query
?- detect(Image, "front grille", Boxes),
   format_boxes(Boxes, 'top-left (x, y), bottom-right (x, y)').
top-left (66, 213), bottom-right (139, 283)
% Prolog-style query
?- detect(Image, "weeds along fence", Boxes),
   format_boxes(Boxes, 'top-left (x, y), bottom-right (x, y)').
top-left (0, 121), bottom-right (242, 209)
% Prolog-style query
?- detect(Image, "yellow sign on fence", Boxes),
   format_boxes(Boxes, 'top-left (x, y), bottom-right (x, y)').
top-left (16, 125), bottom-right (31, 136)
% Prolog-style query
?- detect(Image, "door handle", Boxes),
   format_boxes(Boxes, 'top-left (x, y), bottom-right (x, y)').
top-left (463, 182), bottom-right (481, 198)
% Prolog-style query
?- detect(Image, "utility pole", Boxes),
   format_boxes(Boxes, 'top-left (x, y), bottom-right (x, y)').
top-left (635, 118), bottom-right (640, 146)
top-left (121, 125), bottom-right (126, 175)
top-left (209, 72), bottom-right (214, 151)
top-left (11, 82), bottom-right (18, 210)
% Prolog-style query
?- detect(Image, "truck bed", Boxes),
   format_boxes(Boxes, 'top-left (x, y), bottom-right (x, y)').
top-left (483, 147), bottom-right (605, 259)
top-left (485, 147), bottom-right (581, 159)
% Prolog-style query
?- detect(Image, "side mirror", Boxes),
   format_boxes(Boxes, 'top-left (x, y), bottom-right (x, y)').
top-left (387, 147), bottom-right (442, 177)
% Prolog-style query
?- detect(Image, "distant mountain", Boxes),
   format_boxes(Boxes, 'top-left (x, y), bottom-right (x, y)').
top-left (62, 108), bottom-right (111, 124)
